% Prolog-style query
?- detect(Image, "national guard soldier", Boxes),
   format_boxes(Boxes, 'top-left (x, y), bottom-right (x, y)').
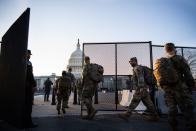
top-left (24, 50), bottom-right (37, 128)
top-left (43, 77), bottom-right (53, 102)
top-left (119, 57), bottom-right (159, 121)
top-left (56, 71), bottom-right (71, 114)
top-left (81, 56), bottom-right (98, 120)
top-left (162, 43), bottom-right (195, 131)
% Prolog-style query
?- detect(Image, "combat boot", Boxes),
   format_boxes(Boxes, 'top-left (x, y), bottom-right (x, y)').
top-left (57, 110), bottom-right (60, 115)
top-left (142, 109), bottom-right (150, 115)
top-left (145, 114), bottom-right (160, 122)
top-left (82, 115), bottom-right (90, 120)
top-left (62, 109), bottom-right (66, 114)
top-left (118, 112), bottom-right (131, 121)
top-left (88, 109), bottom-right (98, 120)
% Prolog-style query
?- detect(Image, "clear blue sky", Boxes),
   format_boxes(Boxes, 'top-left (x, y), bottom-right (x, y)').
top-left (0, 0), bottom-right (196, 76)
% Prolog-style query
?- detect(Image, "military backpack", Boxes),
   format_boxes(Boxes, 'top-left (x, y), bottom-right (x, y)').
top-left (58, 76), bottom-right (71, 91)
top-left (153, 57), bottom-right (179, 86)
top-left (142, 66), bottom-right (157, 86)
top-left (88, 63), bottom-right (104, 83)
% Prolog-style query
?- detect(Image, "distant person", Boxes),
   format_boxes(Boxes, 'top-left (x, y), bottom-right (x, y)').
top-left (81, 56), bottom-right (104, 120)
top-left (56, 71), bottom-right (72, 114)
top-left (44, 77), bottom-right (53, 101)
top-left (24, 50), bottom-right (37, 128)
top-left (154, 43), bottom-right (195, 131)
top-left (67, 67), bottom-right (76, 105)
top-left (76, 78), bottom-right (83, 105)
top-left (119, 57), bottom-right (159, 121)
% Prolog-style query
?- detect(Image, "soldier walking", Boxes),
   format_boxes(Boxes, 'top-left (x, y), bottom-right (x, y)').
top-left (81, 56), bottom-right (100, 120)
top-left (119, 57), bottom-right (159, 121)
top-left (159, 43), bottom-right (195, 131)
top-left (56, 71), bottom-right (71, 114)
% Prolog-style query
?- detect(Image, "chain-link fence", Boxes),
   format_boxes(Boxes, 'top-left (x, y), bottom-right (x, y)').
top-left (82, 42), bottom-right (152, 112)
top-left (81, 42), bottom-right (196, 115)
top-left (152, 45), bottom-right (196, 79)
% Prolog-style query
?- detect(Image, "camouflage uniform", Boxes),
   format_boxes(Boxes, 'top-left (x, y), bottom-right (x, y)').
top-left (125, 65), bottom-right (158, 118)
top-left (56, 75), bottom-right (71, 113)
top-left (163, 55), bottom-right (195, 129)
top-left (81, 63), bottom-right (97, 119)
top-left (67, 71), bottom-right (75, 95)
top-left (76, 78), bottom-right (83, 105)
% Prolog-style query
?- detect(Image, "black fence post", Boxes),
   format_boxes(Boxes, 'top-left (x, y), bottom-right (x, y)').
top-left (73, 86), bottom-right (77, 104)
top-left (115, 43), bottom-right (119, 110)
top-left (94, 87), bottom-right (98, 104)
top-left (51, 88), bottom-right (56, 105)
top-left (149, 41), bottom-right (155, 104)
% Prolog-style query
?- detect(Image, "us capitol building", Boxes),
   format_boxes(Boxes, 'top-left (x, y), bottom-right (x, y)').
top-left (35, 39), bottom-right (83, 90)
top-left (35, 39), bottom-right (130, 91)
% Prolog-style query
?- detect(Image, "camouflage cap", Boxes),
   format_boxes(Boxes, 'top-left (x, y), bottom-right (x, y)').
top-left (84, 56), bottom-right (90, 61)
top-left (129, 57), bottom-right (137, 62)
top-left (164, 43), bottom-right (175, 52)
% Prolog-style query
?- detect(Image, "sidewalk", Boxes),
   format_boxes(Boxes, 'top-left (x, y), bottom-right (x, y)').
top-left (32, 94), bottom-right (81, 117)
top-left (0, 94), bottom-right (194, 131)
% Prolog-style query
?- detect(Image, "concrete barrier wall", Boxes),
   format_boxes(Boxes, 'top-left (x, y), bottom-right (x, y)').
top-left (120, 90), bottom-right (146, 111)
top-left (120, 89), bottom-right (196, 113)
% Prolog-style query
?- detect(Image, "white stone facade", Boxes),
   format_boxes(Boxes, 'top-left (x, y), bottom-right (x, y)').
top-left (35, 40), bottom-right (83, 90)
top-left (67, 39), bottom-right (83, 78)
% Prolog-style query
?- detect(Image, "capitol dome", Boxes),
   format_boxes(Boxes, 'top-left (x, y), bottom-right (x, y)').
top-left (67, 39), bottom-right (83, 78)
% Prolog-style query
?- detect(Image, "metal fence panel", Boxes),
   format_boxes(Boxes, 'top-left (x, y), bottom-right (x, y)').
top-left (83, 44), bottom-right (115, 75)
top-left (82, 42), bottom-right (151, 111)
top-left (117, 43), bottom-right (151, 75)
top-left (182, 48), bottom-right (196, 79)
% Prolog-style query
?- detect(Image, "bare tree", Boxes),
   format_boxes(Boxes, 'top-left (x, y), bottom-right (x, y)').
top-left (183, 50), bottom-right (196, 79)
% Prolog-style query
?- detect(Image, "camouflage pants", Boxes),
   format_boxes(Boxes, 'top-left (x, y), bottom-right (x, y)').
top-left (127, 88), bottom-right (157, 115)
top-left (81, 83), bottom-right (96, 115)
top-left (77, 89), bottom-right (82, 104)
top-left (163, 83), bottom-right (195, 128)
top-left (56, 91), bottom-right (69, 111)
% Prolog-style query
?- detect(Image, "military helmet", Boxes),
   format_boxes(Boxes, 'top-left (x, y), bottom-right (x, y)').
top-left (164, 43), bottom-right (175, 53)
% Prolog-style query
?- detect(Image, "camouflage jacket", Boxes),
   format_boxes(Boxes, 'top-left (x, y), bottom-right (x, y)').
top-left (170, 55), bottom-right (194, 87)
top-left (132, 65), bottom-right (148, 89)
top-left (82, 63), bottom-right (93, 84)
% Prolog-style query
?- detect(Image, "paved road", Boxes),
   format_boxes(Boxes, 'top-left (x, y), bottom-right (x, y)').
top-left (0, 93), bottom-right (195, 131)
